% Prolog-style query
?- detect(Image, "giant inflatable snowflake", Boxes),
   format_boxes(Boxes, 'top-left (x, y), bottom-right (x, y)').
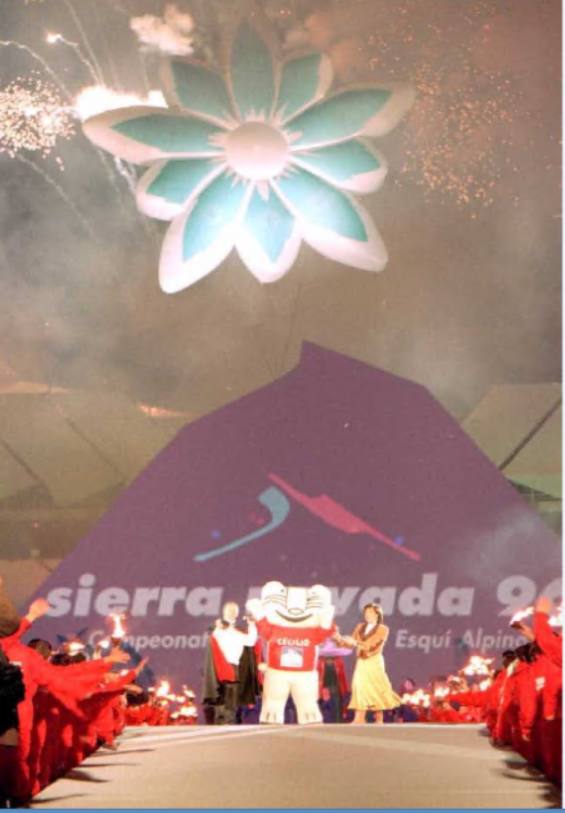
top-left (84, 17), bottom-right (414, 293)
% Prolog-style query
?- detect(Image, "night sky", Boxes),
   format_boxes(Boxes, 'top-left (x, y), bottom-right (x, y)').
top-left (0, 0), bottom-right (561, 423)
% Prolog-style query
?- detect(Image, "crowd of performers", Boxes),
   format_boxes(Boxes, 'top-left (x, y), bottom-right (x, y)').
top-left (0, 583), bottom-right (561, 806)
top-left (197, 593), bottom-right (563, 786)
top-left (392, 598), bottom-right (562, 790)
top-left (0, 583), bottom-right (198, 807)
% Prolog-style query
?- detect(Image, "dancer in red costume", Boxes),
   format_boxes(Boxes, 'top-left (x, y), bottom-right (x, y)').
top-left (533, 596), bottom-right (562, 668)
top-left (0, 648), bottom-right (24, 805)
top-left (533, 596), bottom-right (562, 784)
top-left (0, 595), bottom-right (131, 804)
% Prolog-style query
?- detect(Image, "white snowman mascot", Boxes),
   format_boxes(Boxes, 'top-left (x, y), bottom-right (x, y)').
top-left (246, 581), bottom-right (335, 724)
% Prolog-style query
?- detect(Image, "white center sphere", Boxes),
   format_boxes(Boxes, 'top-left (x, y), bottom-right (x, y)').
top-left (225, 122), bottom-right (289, 180)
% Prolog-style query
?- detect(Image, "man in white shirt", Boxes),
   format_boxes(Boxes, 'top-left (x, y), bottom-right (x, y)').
top-left (212, 602), bottom-right (257, 724)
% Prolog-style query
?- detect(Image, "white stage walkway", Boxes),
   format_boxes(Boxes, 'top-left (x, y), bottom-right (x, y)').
top-left (31, 724), bottom-right (560, 809)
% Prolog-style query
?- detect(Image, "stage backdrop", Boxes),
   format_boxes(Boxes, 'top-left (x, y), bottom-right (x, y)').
top-left (28, 343), bottom-right (561, 690)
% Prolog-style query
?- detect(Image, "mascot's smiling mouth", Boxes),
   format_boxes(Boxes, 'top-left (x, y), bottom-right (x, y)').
top-left (275, 610), bottom-right (314, 623)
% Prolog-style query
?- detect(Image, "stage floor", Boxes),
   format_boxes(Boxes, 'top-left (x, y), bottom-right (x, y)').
top-left (32, 723), bottom-right (560, 809)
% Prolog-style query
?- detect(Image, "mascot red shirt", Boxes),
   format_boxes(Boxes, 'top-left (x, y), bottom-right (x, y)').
top-left (257, 619), bottom-right (333, 671)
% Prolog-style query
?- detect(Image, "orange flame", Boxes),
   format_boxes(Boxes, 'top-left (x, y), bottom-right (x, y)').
top-left (461, 655), bottom-right (494, 676)
top-left (401, 688), bottom-right (430, 707)
top-left (155, 680), bottom-right (170, 698)
top-left (110, 613), bottom-right (127, 639)
top-left (509, 606), bottom-right (534, 626)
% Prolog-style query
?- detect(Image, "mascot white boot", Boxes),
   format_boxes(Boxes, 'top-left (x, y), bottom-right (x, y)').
top-left (246, 581), bottom-right (335, 725)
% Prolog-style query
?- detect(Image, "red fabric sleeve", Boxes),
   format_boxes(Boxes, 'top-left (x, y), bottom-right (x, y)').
top-left (542, 658), bottom-right (562, 720)
top-left (93, 668), bottom-right (137, 695)
top-left (494, 668), bottom-right (518, 744)
top-left (49, 660), bottom-right (112, 704)
top-left (517, 664), bottom-right (538, 739)
top-left (318, 657), bottom-right (349, 699)
top-left (448, 689), bottom-right (489, 707)
top-left (0, 617), bottom-right (31, 648)
top-left (64, 659), bottom-right (109, 679)
top-left (254, 639), bottom-right (264, 685)
top-left (254, 639), bottom-right (263, 662)
top-left (441, 707), bottom-right (463, 723)
top-left (335, 657), bottom-right (349, 696)
top-left (256, 618), bottom-right (274, 640)
top-left (447, 690), bottom-right (474, 705)
top-left (210, 636), bottom-right (236, 682)
top-left (488, 671), bottom-right (506, 710)
top-left (534, 612), bottom-right (562, 667)
top-left (310, 624), bottom-right (336, 645)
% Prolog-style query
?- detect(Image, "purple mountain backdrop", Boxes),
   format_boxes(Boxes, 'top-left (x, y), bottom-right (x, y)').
top-left (28, 343), bottom-right (561, 690)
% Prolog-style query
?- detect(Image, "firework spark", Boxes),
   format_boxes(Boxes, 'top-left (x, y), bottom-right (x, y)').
top-left (363, 3), bottom-right (523, 210)
top-left (282, 0), bottom-right (538, 211)
top-left (0, 76), bottom-right (75, 159)
top-left (0, 73), bottom-right (96, 237)
top-left (46, 31), bottom-right (104, 85)
top-left (0, 40), bottom-right (72, 100)
top-left (62, 0), bottom-right (107, 85)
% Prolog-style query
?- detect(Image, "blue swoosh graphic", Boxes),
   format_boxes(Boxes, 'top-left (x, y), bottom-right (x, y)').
top-left (193, 486), bottom-right (291, 562)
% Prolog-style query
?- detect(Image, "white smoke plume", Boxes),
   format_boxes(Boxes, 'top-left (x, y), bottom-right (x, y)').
top-left (129, 4), bottom-right (194, 56)
top-left (74, 86), bottom-right (167, 121)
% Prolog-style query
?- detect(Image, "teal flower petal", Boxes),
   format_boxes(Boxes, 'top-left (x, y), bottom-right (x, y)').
top-left (291, 139), bottom-right (387, 195)
top-left (136, 158), bottom-right (225, 221)
top-left (82, 107), bottom-right (222, 164)
top-left (229, 21), bottom-right (276, 120)
top-left (161, 60), bottom-right (236, 127)
top-left (272, 168), bottom-right (387, 271)
top-left (286, 85), bottom-right (415, 150)
top-left (236, 187), bottom-right (301, 282)
top-left (159, 173), bottom-right (251, 293)
top-left (276, 53), bottom-right (333, 122)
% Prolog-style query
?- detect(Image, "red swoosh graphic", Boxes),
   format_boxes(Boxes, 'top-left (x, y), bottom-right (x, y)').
top-left (268, 473), bottom-right (421, 562)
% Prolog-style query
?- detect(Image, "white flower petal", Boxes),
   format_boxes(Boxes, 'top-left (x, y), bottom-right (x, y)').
top-left (159, 173), bottom-right (252, 293)
top-left (276, 52), bottom-right (333, 123)
top-left (272, 168), bottom-right (387, 272)
top-left (286, 84), bottom-right (415, 149)
top-left (83, 107), bottom-right (223, 164)
top-left (291, 139), bottom-right (387, 195)
top-left (236, 186), bottom-right (301, 282)
top-left (161, 59), bottom-right (237, 128)
top-left (136, 158), bottom-right (226, 221)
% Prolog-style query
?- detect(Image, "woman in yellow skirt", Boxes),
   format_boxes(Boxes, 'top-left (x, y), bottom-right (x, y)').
top-left (336, 603), bottom-right (401, 724)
